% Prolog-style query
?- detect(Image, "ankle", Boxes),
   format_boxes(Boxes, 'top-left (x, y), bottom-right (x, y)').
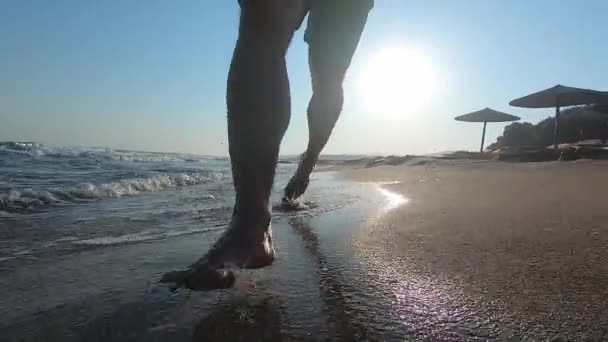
top-left (232, 205), bottom-right (271, 227)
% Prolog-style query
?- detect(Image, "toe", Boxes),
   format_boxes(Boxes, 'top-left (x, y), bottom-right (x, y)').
top-left (160, 269), bottom-right (191, 285)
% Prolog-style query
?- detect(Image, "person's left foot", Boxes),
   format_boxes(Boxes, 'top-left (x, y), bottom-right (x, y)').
top-left (160, 267), bottom-right (236, 292)
top-left (160, 212), bottom-right (274, 291)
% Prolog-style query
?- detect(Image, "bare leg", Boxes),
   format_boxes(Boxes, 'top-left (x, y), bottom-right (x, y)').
top-left (283, 52), bottom-right (345, 203)
top-left (161, 0), bottom-right (306, 291)
top-left (284, 1), bottom-right (372, 202)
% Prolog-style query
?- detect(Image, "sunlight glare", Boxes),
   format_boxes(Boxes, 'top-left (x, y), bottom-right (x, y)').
top-left (358, 46), bottom-right (437, 117)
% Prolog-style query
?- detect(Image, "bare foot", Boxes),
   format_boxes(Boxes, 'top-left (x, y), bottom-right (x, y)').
top-left (160, 213), bottom-right (274, 291)
top-left (160, 267), bottom-right (236, 292)
top-left (283, 174), bottom-right (310, 204)
top-left (277, 198), bottom-right (316, 212)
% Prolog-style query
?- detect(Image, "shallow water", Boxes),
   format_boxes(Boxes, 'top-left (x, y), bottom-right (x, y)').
top-left (0, 143), bottom-right (358, 266)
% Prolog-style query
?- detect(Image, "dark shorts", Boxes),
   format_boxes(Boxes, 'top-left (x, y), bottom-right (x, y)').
top-left (304, 0), bottom-right (373, 44)
top-left (237, 0), bottom-right (373, 79)
top-left (304, 0), bottom-right (373, 74)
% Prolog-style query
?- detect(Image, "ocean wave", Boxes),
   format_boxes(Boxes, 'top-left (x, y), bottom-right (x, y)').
top-left (0, 172), bottom-right (224, 212)
top-left (0, 141), bottom-right (211, 163)
top-left (0, 247), bottom-right (33, 262)
top-left (0, 142), bottom-right (46, 156)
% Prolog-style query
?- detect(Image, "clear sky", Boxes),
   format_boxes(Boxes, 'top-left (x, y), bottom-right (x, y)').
top-left (1, 0), bottom-right (607, 156)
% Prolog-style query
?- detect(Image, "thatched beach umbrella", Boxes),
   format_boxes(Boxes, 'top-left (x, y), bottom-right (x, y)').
top-left (455, 107), bottom-right (520, 152)
top-left (509, 85), bottom-right (607, 150)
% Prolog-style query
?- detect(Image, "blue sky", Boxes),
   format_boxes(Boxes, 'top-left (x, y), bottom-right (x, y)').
top-left (1, 0), bottom-right (607, 155)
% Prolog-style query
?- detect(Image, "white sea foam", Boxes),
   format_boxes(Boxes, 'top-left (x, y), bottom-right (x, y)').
top-left (0, 173), bottom-right (223, 211)
top-left (0, 210), bottom-right (14, 218)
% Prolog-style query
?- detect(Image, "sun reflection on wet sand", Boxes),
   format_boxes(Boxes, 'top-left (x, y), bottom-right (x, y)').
top-left (352, 228), bottom-right (496, 339)
top-left (346, 181), bottom-right (499, 339)
top-left (376, 183), bottom-right (409, 212)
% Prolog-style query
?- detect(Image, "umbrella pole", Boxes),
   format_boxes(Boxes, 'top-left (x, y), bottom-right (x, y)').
top-left (480, 121), bottom-right (487, 152)
top-left (553, 105), bottom-right (560, 150)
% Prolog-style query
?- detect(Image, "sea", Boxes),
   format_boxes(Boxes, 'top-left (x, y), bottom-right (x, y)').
top-left (0, 141), bottom-right (360, 265)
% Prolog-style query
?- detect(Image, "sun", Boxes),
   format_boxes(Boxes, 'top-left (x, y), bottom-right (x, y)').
top-left (358, 46), bottom-right (437, 117)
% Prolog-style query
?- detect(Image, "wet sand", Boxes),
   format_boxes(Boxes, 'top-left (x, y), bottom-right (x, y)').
top-left (341, 159), bottom-right (608, 340)
top-left (2, 161), bottom-right (608, 341)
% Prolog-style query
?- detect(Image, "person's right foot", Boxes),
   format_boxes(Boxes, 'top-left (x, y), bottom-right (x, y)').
top-left (160, 213), bottom-right (274, 291)
top-left (282, 174), bottom-right (310, 204)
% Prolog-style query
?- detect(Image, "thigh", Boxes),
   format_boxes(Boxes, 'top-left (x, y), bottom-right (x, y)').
top-left (306, 0), bottom-right (373, 85)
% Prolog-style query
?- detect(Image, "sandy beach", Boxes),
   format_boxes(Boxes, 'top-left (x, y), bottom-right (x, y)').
top-left (340, 159), bottom-right (608, 340)
top-left (2, 159), bottom-right (608, 341)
